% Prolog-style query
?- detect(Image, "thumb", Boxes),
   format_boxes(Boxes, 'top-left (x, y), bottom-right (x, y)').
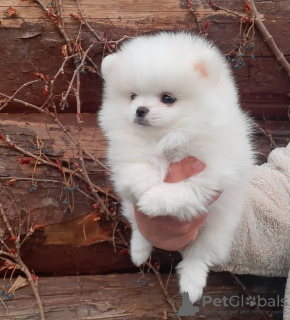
top-left (165, 157), bottom-right (206, 183)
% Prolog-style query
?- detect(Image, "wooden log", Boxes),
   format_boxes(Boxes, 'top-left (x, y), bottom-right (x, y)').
top-left (0, 272), bottom-right (286, 319)
top-left (0, 0), bottom-right (289, 119)
top-left (0, 113), bottom-right (289, 274)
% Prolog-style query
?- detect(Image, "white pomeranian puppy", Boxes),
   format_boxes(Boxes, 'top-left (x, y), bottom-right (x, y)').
top-left (99, 32), bottom-right (254, 303)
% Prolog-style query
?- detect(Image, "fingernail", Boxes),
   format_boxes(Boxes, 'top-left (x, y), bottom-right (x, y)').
top-left (192, 158), bottom-right (206, 172)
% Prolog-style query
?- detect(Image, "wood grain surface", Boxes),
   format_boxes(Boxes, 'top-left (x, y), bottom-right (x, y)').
top-left (0, 0), bottom-right (289, 118)
top-left (0, 272), bottom-right (286, 319)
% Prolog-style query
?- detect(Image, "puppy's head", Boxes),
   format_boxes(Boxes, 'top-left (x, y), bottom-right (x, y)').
top-left (101, 32), bottom-right (233, 134)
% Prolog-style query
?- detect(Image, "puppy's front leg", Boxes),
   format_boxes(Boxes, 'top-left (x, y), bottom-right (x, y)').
top-left (137, 176), bottom-right (218, 220)
top-left (130, 226), bottom-right (152, 266)
top-left (116, 161), bottom-right (166, 202)
top-left (156, 130), bottom-right (192, 159)
top-left (177, 257), bottom-right (209, 304)
top-left (121, 200), bottom-right (152, 266)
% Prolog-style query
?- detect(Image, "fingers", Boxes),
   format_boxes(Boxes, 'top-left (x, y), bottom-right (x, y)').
top-left (164, 157), bottom-right (206, 183)
top-left (134, 205), bottom-right (209, 251)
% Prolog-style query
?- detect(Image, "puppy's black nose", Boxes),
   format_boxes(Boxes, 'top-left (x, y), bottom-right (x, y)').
top-left (136, 106), bottom-right (149, 118)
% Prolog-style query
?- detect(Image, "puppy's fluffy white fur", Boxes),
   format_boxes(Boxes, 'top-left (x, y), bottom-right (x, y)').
top-left (99, 32), bottom-right (254, 303)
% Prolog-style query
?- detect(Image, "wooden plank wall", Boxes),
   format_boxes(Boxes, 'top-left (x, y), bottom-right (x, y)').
top-left (0, 0), bottom-right (289, 118)
top-left (0, 0), bottom-right (289, 275)
top-left (0, 273), bottom-right (286, 319)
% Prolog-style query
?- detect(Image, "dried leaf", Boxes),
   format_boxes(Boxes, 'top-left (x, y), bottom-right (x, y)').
top-left (8, 276), bottom-right (29, 294)
top-left (43, 85), bottom-right (49, 96)
top-left (185, 0), bottom-right (192, 8)
top-left (202, 20), bottom-right (210, 35)
top-left (31, 273), bottom-right (38, 282)
top-left (55, 159), bottom-right (63, 172)
top-left (0, 260), bottom-right (16, 271)
top-left (119, 249), bottom-right (129, 257)
top-left (62, 44), bottom-right (68, 57)
top-left (18, 156), bottom-right (34, 165)
top-left (69, 13), bottom-right (81, 22)
top-left (7, 179), bottom-right (17, 186)
top-left (34, 72), bottom-right (44, 79)
top-left (93, 215), bottom-right (100, 221)
top-left (33, 224), bottom-right (45, 231)
top-left (7, 6), bottom-right (16, 17)
top-left (8, 248), bottom-right (16, 255)
top-left (244, 1), bottom-right (253, 15)
top-left (0, 134), bottom-right (6, 142)
top-left (241, 16), bottom-right (250, 23)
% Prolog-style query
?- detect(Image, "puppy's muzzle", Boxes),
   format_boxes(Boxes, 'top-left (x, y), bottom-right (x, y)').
top-left (135, 106), bottom-right (149, 126)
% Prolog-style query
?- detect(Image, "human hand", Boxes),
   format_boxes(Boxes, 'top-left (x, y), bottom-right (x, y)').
top-left (134, 157), bottom-right (219, 251)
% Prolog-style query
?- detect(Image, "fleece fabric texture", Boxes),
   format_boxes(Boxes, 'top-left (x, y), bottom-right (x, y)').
top-left (211, 144), bottom-right (290, 318)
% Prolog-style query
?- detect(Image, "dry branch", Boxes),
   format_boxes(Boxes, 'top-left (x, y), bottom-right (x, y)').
top-left (246, 0), bottom-right (290, 77)
top-left (0, 200), bottom-right (45, 320)
top-left (60, 44), bottom-right (95, 110)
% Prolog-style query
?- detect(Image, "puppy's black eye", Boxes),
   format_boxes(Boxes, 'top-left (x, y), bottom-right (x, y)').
top-left (131, 93), bottom-right (137, 100)
top-left (161, 94), bottom-right (176, 104)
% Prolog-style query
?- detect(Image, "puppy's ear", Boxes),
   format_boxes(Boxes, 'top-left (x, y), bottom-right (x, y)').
top-left (101, 54), bottom-right (118, 81)
top-left (193, 50), bottom-right (223, 84)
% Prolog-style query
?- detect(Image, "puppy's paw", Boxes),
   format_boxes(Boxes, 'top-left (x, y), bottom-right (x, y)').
top-left (156, 131), bottom-right (191, 158)
top-left (177, 259), bottom-right (208, 304)
top-left (137, 183), bottom-right (203, 219)
top-left (130, 230), bottom-right (152, 266)
top-left (137, 191), bottom-right (160, 217)
top-left (137, 185), bottom-right (176, 216)
top-left (131, 247), bottom-right (151, 266)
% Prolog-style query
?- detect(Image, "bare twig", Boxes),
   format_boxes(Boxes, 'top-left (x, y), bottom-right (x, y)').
top-left (106, 35), bottom-right (133, 50)
top-left (0, 92), bottom-right (108, 171)
top-left (258, 125), bottom-right (277, 148)
top-left (41, 53), bottom-right (79, 109)
top-left (147, 261), bottom-right (182, 320)
top-left (85, 56), bottom-right (102, 76)
top-left (0, 296), bottom-right (10, 315)
top-left (208, 1), bottom-right (242, 18)
top-left (246, 0), bottom-right (290, 77)
top-left (56, 0), bottom-right (73, 53)
top-left (0, 137), bottom-right (117, 200)
top-left (0, 250), bottom-right (15, 259)
top-left (0, 203), bottom-right (17, 248)
top-left (229, 272), bottom-right (270, 319)
top-left (33, 0), bottom-right (48, 12)
top-left (60, 43), bottom-right (95, 109)
top-left (0, 191), bottom-right (45, 319)
top-left (34, 0), bottom-right (72, 54)
top-left (0, 80), bottom-right (40, 111)
top-left (165, 260), bottom-right (173, 291)
top-left (76, 0), bottom-right (103, 42)
top-left (16, 258), bottom-right (45, 320)
top-left (76, 0), bottom-right (131, 51)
